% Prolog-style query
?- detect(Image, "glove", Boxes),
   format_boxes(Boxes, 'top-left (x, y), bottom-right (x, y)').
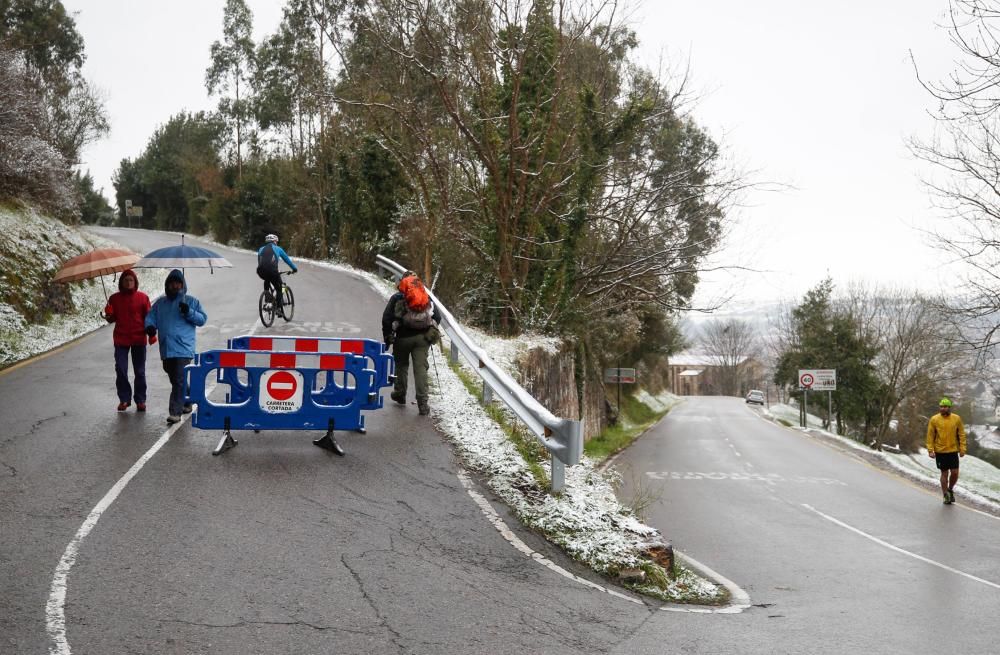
top-left (384, 333), bottom-right (395, 346)
top-left (145, 325), bottom-right (157, 338)
top-left (179, 301), bottom-right (189, 316)
top-left (290, 269), bottom-right (297, 275)
top-left (148, 334), bottom-right (157, 346)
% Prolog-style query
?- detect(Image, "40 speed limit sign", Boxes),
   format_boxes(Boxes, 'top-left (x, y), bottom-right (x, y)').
top-left (798, 369), bottom-right (836, 391)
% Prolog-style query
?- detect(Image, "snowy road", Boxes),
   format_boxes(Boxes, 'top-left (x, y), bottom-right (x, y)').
top-left (613, 396), bottom-right (1000, 654)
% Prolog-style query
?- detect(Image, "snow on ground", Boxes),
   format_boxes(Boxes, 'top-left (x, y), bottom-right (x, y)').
top-left (762, 403), bottom-right (1000, 508)
top-left (301, 255), bottom-right (722, 601)
top-left (0, 209), bottom-right (162, 366)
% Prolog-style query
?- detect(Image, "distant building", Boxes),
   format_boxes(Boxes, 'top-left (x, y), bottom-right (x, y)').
top-left (666, 352), bottom-right (765, 397)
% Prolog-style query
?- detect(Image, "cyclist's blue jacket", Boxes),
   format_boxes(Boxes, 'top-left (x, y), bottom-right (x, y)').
top-left (144, 269), bottom-right (207, 360)
top-left (257, 244), bottom-right (298, 273)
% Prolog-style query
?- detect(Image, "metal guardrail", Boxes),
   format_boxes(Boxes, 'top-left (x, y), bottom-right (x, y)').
top-left (376, 254), bottom-right (583, 492)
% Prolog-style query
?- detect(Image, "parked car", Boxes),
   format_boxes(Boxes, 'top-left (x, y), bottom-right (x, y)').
top-left (746, 390), bottom-right (765, 405)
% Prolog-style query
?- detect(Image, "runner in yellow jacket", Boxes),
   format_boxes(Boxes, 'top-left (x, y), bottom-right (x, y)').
top-left (926, 397), bottom-right (966, 505)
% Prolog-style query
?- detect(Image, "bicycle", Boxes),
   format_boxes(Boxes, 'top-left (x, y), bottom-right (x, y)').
top-left (258, 271), bottom-right (295, 327)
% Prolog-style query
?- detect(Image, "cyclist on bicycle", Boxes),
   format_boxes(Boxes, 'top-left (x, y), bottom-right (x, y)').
top-left (257, 233), bottom-right (297, 316)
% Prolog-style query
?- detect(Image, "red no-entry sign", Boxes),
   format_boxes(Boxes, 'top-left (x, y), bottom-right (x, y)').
top-left (260, 369), bottom-right (304, 412)
top-left (266, 370), bottom-right (298, 401)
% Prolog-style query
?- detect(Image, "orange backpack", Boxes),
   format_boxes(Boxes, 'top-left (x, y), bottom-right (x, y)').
top-left (401, 276), bottom-right (430, 312)
top-left (395, 276), bottom-right (434, 329)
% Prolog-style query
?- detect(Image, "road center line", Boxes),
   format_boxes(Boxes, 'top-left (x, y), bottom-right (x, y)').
top-left (46, 321), bottom-right (260, 654)
top-left (801, 503), bottom-right (1000, 590)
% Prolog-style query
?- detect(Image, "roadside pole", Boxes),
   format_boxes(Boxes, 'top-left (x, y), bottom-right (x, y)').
top-left (828, 390), bottom-right (833, 431)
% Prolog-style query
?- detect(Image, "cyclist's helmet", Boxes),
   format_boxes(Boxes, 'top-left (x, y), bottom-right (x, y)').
top-left (265, 233), bottom-right (279, 243)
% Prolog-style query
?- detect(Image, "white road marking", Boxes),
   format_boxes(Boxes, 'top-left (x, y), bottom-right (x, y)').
top-left (457, 472), bottom-right (752, 614)
top-left (801, 503), bottom-right (1000, 590)
top-left (646, 471), bottom-right (846, 485)
top-left (47, 321), bottom-right (260, 654)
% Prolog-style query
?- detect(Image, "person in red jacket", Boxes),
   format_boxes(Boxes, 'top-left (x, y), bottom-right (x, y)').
top-left (103, 269), bottom-right (152, 411)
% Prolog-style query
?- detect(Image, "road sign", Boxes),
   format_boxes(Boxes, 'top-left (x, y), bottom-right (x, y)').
top-left (126, 206), bottom-right (143, 218)
top-left (798, 369), bottom-right (836, 391)
top-left (604, 368), bottom-right (636, 384)
top-left (261, 369), bottom-right (303, 412)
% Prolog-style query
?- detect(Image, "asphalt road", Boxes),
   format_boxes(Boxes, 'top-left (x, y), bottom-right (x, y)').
top-left (612, 396), bottom-right (1000, 654)
top-left (0, 229), bottom-right (648, 655)
top-left (3, 228), bottom-right (998, 654)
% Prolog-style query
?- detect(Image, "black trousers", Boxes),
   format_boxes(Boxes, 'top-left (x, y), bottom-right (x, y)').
top-left (257, 267), bottom-right (283, 309)
top-left (161, 357), bottom-right (192, 417)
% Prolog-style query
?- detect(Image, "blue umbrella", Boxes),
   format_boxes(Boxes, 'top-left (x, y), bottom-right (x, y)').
top-left (134, 236), bottom-right (233, 273)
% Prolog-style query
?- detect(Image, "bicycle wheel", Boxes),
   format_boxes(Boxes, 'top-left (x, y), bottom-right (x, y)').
top-left (281, 284), bottom-right (294, 321)
top-left (259, 290), bottom-right (274, 327)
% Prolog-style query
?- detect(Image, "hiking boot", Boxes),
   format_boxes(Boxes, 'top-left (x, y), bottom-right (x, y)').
top-left (390, 390), bottom-right (406, 405)
top-left (417, 399), bottom-right (430, 416)
top-left (943, 492), bottom-right (952, 505)
top-left (182, 404), bottom-right (193, 414)
top-left (948, 490), bottom-right (956, 504)
top-left (166, 415), bottom-right (181, 424)
top-left (117, 401), bottom-right (130, 412)
top-left (136, 403), bottom-right (146, 412)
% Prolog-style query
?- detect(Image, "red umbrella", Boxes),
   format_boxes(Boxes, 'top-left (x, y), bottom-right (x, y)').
top-left (53, 248), bottom-right (141, 298)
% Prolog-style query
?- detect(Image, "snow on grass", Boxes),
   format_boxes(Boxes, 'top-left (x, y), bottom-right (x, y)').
top-left (0, 207), bottom-right (159, 367)
top-left (246, 249), bottom-right (724, 602)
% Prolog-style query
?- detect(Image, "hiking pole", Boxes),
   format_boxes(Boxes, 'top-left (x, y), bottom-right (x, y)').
top-left (430, 340), bottom-right (442, 395)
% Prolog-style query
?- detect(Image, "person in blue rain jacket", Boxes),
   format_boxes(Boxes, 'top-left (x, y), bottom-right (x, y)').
top-left (144, 269), bottom-right (207, 424)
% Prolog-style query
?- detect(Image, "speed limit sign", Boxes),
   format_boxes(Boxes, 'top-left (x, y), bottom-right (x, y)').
top-left (798, 369), bottom-right (836, 391)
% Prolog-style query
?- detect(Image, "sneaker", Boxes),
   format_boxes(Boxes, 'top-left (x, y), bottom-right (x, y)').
top-left (182, 404), bottom-right (193, 414)
top-left (136, 403), bottom-right (146, 412)
top-left (390, 390), bottom-right (406, 405)
top-left (948, 489), bottom-right (956, 504)
top-left (117, 401), bottom-right (130, 412)
top-left (943, 492), bottom-right (953, 505)
top-left (166, 415), bottom-right (181, 424)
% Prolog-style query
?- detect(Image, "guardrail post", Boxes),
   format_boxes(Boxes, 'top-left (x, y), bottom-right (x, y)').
top-left (450, 340), bottom-right (459, 364)
top-left (551, 455), bottom-right (565, 493)
top-left (482, 381), bottom-right (493, 406)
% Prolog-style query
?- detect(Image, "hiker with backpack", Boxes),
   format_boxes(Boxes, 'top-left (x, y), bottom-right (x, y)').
top-left (256, 233), bottom-right (297, 317)
top-left (381, 271), bottom-right (441, 416)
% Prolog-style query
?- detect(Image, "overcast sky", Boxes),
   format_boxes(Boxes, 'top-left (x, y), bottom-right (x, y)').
top-left (64, 0), bottom-right (961, 305)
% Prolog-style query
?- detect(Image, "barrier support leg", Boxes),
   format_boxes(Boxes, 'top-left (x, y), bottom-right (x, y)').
top-left (313, 418), bottom-right (345, 456)
top-left (213, 417), bottom-right (238, 456)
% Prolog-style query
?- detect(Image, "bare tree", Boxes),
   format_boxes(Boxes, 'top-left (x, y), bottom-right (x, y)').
top-left (911, 0), bottom-right (1000, 357)
top-left (698, 318), bottom-right (759, 396)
